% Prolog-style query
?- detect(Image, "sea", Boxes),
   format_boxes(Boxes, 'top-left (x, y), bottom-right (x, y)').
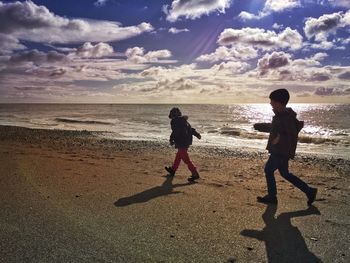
top-left (0, 104), bottom-right (349, 159)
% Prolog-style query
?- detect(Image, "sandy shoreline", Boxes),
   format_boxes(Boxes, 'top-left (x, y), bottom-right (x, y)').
top-left (0, 125), bottom-right (349, 262)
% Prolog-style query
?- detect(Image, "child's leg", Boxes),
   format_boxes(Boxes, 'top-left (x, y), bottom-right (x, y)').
top-left (172, 149), bottom-right (183, 171)
top-left (278, 158), bottom-right (311, 195)
top-left (264, 155), bottom-right (279, 197)
top-left (180, 148), bottom-right (197, 173)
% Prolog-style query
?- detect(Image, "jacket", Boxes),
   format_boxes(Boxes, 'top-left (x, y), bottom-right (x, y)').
top-left (266, 108), bottom-right (304, 159)
top-left (170, 116), bottom-right (200, 149)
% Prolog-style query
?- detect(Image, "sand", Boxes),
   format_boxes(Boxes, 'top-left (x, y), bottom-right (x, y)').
top-left (0, 125), bottom-right (349, 262)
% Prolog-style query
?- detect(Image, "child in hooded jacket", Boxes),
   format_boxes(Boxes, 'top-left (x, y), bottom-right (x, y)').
top-left (255, 89), bottom-right (317, 205)
top-left (165, 107), bottom-right (201, 182)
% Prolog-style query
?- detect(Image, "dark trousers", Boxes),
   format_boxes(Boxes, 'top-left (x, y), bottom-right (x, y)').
top-left (264, 154), bottom-right (311, 197)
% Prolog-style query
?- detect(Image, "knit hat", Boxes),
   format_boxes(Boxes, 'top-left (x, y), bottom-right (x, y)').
top-left (269, 89), bottom-right (290, 105)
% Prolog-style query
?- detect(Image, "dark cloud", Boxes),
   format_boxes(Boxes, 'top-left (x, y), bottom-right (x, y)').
top-left (338, 71), bottom-right (350, 80)
top-left (257, 51), bottom-right (290, 75)
top-left (0, 33), bottom-right (26, 53)
top-left (0, 1), bottom-right (153, 44)
top-left (13, 86), bottom-right (47, 91)
top-left (304, 11), bottom-right (349, 41)
top-left (9, 50), bottom-right (68, 64)
top-left (308, 72), bottom-right (331, 81)
top-left (0, 1), bottom-right (60, 33)
top-left (314, 87), bottom-right (350, 96)
top-left (49, 68), bottom-right (67, 77)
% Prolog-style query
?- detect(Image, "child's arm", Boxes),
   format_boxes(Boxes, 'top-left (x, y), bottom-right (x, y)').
top-left (253, 123), bottom-right (272, 133)
top-left (191, 128), bottom-right (201, 139)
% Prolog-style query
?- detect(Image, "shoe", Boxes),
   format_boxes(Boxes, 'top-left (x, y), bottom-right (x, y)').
top-left (307, 187), bottom-right (317, 206)
top-left (165, 166), bottom-right (175, 176)
top-left (257, 195), bottom-right (278, 204)
top-left (188, 171), bottom-right (200, 182)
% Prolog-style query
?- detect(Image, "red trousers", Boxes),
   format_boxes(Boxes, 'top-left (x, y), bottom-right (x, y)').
top-left (172, 148), bottom-right (197, 173)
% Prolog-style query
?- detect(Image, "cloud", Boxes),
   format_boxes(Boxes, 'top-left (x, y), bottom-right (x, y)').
top-left (263, 0), bottom-right (300, 13)
top-left (272, 23), bottom-right (283, 30)
top-left (328, 0), bottom-right (350, 8)
top-left (218, 27), bottom-right (303, 51)
top-left (0, 1), bottom-right (153, 44)
top-left (211, 61), bottom-right (250, 74)
top-left (238, 0), bottom-right (300, 21)
top-left (125, 47), bottom-right (172, 63)
top-left (74, 42), bottom-right (114, 58)
top-left (0, 33), bottom-right (26, 54)
top-left (308, 72), bottom-right (332, 81)
top-left (196, 45), bottom-right (258, 63)
top-left (9, 49), bottom-right (68, 65)
top-left (304, 11), bottom-right (350, 41)
top-left (257, 51), bottom-right (291, 75)
top-left (168, 27), bottom-right (189, 34)
top-left (164, 0), bottom-right (231, 22)
top-left (94, 0), bottom-right (108, 7)
top-left (338, 71), bottom-right (350, 80)
top-left (314, 86), bottom-right (350, 96)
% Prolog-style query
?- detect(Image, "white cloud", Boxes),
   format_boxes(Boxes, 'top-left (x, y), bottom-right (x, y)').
top-left (165, 0), bottom-right (231, 22)
top-left (238, 11), bottom-right (263, 21)
top-left (125, 47), bottom-right (172, 63)
top-left (0, 1), bottom-right (153, 44)
top-left (304, 11), bottom-right (350, 41)
top-left (74, 42), bottom-right (114, 58)
top-left (272, 23), bottom-right (283, 30)
top-left (94, 0), bottom-right (108, 7)
top-left (218, 27), bottom-right (303, 51)
top-left (328, 0), bottom-right (350, 8)
top-left (211, 61), bottom-right (250, 74)
top-left (168, 27), bottom-right (189, 34)
top-left (196, 45), bottom-right (258, 63)
top-left (263, 0), bottom-right (300, 13)
top-left (238, 0), bottom-right (300, 21)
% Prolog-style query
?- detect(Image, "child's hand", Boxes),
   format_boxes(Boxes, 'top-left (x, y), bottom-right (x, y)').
top-left (197, 134), bottom-right (201, 139)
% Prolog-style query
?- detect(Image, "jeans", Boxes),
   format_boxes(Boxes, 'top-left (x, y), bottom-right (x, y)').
top-left (264, 154), bottom-right (311, 197)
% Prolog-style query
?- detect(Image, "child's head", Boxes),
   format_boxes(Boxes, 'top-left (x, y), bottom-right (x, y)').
top-left (269, 89), bottom-right (289, 112)
top-left (169, 107), bottom-right (182, 119)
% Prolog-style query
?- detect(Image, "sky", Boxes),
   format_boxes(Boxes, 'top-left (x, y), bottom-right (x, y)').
top-left (0, 0), bottom-right (349, 104)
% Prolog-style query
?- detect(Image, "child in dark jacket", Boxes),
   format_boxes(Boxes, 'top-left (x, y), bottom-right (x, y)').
top-left (165, 107), bottom-right (201, 182)
top-left (254, 89), bottom-right (317, 205)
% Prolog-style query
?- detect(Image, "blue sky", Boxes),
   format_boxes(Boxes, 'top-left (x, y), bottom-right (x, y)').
top-left (0, 0), bottom-right (349, 103)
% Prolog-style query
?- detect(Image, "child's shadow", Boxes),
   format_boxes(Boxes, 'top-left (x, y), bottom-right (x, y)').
top-left (241, 204), bottom-right (322, 263)
top-left (114, 175), bottom-right (193, 207)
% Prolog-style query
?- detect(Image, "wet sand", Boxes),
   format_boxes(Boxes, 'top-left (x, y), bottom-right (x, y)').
top-left (0, 125), bottom-right (349, 262)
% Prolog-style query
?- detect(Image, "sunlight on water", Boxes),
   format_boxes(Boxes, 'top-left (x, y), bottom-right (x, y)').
top-left (0, 103), bottom-right (349, 159)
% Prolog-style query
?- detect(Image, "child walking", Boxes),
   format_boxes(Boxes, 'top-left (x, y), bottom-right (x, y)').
top-left (255, 89), bottom-right (317, 205)
top-left (165, 107), bottom-right (201, 182)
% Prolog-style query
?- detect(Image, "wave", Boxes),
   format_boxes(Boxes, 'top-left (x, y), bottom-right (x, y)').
top-left (298, 135), bottom-right (349, 146)
top-left (212, 126), bottom-right (349, 146)
top-left (55, 117), bottom-right (113, 125)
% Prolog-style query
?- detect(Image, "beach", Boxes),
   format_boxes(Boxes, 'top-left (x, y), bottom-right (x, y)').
top-left (0, 125), bottom-right (349, 262)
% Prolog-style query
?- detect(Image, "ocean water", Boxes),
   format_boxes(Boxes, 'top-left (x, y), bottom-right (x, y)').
top-left (0, 103), bottom-right (349, 159)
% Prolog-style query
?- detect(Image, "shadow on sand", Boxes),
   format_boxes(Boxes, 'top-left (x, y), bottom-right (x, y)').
top-left (114, 175), bottom-right (193, 207)
top-left (241, 204), bottom-right (322, 263)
